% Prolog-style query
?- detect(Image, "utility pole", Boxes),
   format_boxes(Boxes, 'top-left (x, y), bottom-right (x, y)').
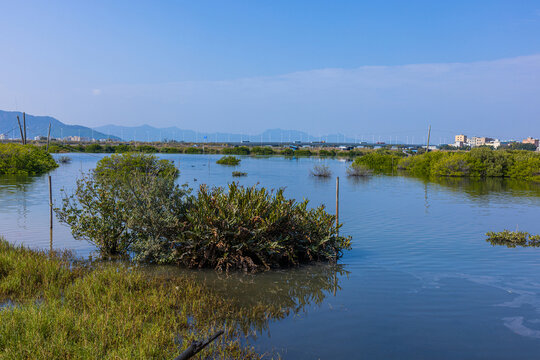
top-left (426, 125), bottom-right (432, 152)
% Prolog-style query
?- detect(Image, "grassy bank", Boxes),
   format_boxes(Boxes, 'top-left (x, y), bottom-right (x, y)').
top-left (0, 238), bottom-right (261, 359)
top-left (0, 143), bottom-right (58, 175)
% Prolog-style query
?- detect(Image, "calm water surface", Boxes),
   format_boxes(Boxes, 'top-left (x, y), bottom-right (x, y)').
top-left (2, 153), bottom-right (540, 359)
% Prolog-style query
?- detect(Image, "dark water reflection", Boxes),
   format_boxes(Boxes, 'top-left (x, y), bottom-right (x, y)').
top-left (2, 154), bottom-right (540, 359)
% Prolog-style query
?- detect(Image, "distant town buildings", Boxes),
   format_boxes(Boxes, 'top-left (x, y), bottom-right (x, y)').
top-left (523, 137), bottom-right (539, 147)
top-left (452, 134), bottom-right (538, 150)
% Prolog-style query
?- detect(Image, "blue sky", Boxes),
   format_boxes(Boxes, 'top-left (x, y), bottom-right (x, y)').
top-left (1, 0), bottom-right (539, 140)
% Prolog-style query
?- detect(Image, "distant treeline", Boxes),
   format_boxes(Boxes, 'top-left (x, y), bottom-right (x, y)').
top-left (47, 143), bottom-right (378, 157)
top-left (353, 148), bottom-right (540, 181)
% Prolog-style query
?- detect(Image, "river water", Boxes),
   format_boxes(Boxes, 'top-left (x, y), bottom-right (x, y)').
top-left (2, 153), bottom-right (540, 359)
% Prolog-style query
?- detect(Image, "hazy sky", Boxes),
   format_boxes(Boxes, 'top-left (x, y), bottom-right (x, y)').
top-left (1, 0), bottom-right (539, 139)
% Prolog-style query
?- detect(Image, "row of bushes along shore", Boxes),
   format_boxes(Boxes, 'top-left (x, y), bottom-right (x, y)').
top-left (352, 148), bottom-right (540, 181)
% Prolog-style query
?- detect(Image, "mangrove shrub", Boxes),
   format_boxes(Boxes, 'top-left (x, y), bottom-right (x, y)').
top-left (0, 143), bottom-right (58, 175)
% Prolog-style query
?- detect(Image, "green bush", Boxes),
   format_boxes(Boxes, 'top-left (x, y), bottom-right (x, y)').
top-left (114, 144), bottom-right (132, 153)
top-left (136, 145), bottom-right (158, 153)
top-left (184, 147), bottom-right (203, 154)
top-left (294, 149), bottom-right (312, 156)
top-left (175, 183), bottom-right (351, 271)
top-left (56, 153), bottom-right (183, 256)
top-left (353, 150), bottom-right (404, 173)
top-left (232, 171), bottom-right (247, 177)
top-left (395, 148), bottom-right (540, 180)
top-left (251, 146), bottom-right (275, 155)
top-left (217, 155), bottom-right (241, 166)
top-left (84, 144), bottom-right (104, 153)
top-left (281, 148), bottom-right (294, 156)
top-left (0, 143), bottom-right (58, 175)
top-left (222, 146), bottom-right (250, 155)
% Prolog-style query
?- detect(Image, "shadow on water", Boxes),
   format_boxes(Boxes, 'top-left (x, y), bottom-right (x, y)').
top-left (144, 263), bottom-right (349, 335)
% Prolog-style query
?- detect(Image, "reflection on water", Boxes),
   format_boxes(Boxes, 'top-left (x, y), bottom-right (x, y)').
top-left (2, 154), bottom-right (540, 359)
top-left (145, 263), bottom-right (349, 335)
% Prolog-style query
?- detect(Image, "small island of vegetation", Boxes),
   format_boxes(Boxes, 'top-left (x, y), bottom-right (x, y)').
top-left (56, 153), bottom-right (350, 272)
top-left (216, 155), bottom-right (241, 166)
top-left (486, 230), bottom-right (540, 248)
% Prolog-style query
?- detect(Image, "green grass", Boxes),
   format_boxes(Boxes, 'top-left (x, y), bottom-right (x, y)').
top-left (0, 238), bottom-right (261, 359)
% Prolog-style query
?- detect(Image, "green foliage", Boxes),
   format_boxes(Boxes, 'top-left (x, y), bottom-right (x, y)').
top-left (114, 144), bottom-right (132, 153)
top-left (294, 149), bottom-right (312, 156)
top-left (353, 150), bottom-right (404, 173)
top-left (0, 143), bottom-right (58, 175)
top-left (250, 146), bottom-right (275, 155)
top-left (217, 156), bottom-right (241, 166)
top-left (94, 152), bottom-right (179, 181)
top-left (280, 148), bottom-right (294, 156)
top-left (56, 153), bottom-right (183, 256)
top-left (318, 149), bottom-right (336, 157)
top-left (395, 148), bottom-right (540, 180)
top-left (486, 230), bottom-right (540, 248)
top-left (84, 144), bottom-right (104, 153)
top-left (222, 146), bottom-right (250, 155)
top-left (135, 145), bottom-right (158, 153)
top-left (232, 171), bottom-right (247, 177)
top-left (507, 142), bottom-right (537, 151)
top-left (174, 183), bottom-right (351, 271)
top-left (346, 163), bottom-right (372, 177)
top-left (159, 146), bottom-right (182, 153)
top-left (184, 147), bottom-right (203, 154)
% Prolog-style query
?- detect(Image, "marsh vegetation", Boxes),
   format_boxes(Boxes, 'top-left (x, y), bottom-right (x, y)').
top-left (216, 155), bottom-right (241, 166)
top-left (56, 153), bottom-right (350, 271)
top-left (310, 164), bottom-right (332, 177)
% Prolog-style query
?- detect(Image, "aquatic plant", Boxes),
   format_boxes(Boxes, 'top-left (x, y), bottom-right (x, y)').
top-left (232, 171), bottom-right (247, 177)
top-left (250, 146), bottom-right (275, 155)
top-left (58, 155), bottom-right (72, 164)
top-left (485, 230), bottom-right (540, 248)
top-left (0, 143), bottom-right (58, 175)
top-left (217, 155), bottom-right (241, 166)
top-left (310, 164), bottom-right (332, 177)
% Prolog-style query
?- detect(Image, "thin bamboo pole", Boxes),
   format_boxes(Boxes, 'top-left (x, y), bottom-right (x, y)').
top-left (48, 175), bottom-right (53, 229)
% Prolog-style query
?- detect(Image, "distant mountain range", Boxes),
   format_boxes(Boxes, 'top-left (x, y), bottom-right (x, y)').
top-left (0, 110), bottom-right (117, 140)
top-left (94, 124), bottom-right (356, 143)
top-left (0, 109), bottom-right (362, 143)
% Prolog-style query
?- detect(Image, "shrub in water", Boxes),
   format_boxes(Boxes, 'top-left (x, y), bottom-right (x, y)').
top-left (0, 143), bottom-right (58, 175)
top-left (173, 183), bottom-right (351, 271)
top-left (310, 165), bottom-right (332, 177)
top-left (56, 153), bottom-right (185, 256)
top-left (217, 155), bottom-right (241, 166)
top-left (58, 156), bottom-right (72, 164)
top-left (232, 171), bottom-right (247, 177)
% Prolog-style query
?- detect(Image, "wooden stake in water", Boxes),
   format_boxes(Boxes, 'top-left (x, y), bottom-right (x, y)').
top-left (48, 175), bottom-right (53, 229)
top-left (336, 176), bottom-right (339, 231)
